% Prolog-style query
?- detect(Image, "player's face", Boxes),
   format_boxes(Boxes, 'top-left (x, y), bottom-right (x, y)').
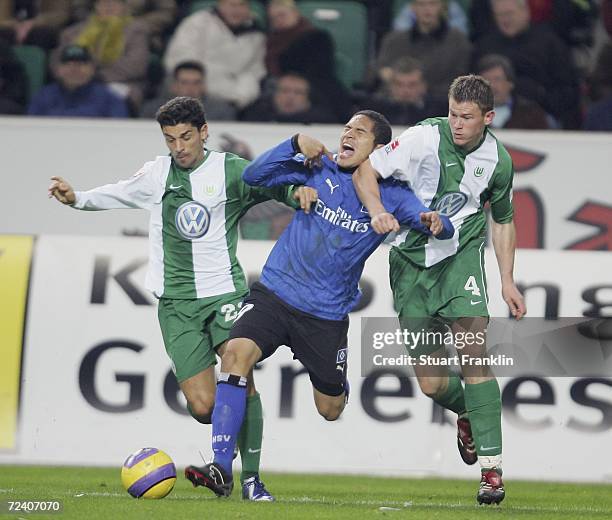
top-left (337, 114), bottom-right (377, 169)
top-left (161, 123), bottom-right (208, 169)
top-left (448, 98), bottom-right (494, 150)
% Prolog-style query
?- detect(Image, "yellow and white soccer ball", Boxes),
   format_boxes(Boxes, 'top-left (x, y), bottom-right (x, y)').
top-left (121, 448), bottom-right (176, 499)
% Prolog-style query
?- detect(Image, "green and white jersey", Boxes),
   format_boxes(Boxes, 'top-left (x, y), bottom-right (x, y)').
top-left (73, 149), bottom-right (295, 299)
top-left (369, 117), bottom-right (514, 268)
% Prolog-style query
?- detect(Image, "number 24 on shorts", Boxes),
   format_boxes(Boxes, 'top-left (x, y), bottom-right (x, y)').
top-left (220, 302), bottom-right (254, 322)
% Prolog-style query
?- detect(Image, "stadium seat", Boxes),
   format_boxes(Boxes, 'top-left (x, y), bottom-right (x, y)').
top-left (12, 45), bottom-right (47, 101)
top-left (189, 0), bottom-right (267, 27)
top-left (297, 1), bottom-right (368, 88)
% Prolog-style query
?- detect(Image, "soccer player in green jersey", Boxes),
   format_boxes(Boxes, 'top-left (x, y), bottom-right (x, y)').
top-left (48, 96), bottom-right (313, 501)
top-left (353, 75), bottom-right (527, 504)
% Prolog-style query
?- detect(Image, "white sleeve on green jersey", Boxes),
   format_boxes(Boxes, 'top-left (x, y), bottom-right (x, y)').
top-left (72, 157), bottom-right (167, 211)
top-left (369, 126), bottom-right (425, 182)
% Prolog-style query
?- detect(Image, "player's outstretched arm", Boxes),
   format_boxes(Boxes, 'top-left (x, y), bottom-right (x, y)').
top-left (491, 220), bottom-right (526, 320)
top-left (48, 176), bottom-right (76, 205)
top-left (353, 159), bottom-right (398, 234)
top-left (49, 161), bottom-right (161, 211)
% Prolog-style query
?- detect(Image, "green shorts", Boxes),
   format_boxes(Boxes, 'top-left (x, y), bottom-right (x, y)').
top-left (157, 290), bottom-right (247, 383)
top-left (390, 239), bottom-right (489, 355)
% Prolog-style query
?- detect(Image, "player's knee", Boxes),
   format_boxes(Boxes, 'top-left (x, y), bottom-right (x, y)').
top-left (220, 346), bottom-right (240, 372)
top-left (316, 400), bottom-right (344, 421)
top-left (188, 397), bottom-right (214, 424)
top-left (221, 339), bottom-right (259, 375)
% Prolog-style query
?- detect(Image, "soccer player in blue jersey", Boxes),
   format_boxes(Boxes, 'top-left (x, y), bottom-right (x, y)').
top-left (184, 110), bottom-right (455, 497)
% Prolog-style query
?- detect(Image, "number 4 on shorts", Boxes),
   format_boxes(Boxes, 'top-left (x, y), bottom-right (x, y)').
top-left (464, 275), bottom-right (481, 296)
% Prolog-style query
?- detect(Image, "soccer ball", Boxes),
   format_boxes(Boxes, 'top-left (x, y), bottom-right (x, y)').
top-left (121, 448), bottom-right (176, 499)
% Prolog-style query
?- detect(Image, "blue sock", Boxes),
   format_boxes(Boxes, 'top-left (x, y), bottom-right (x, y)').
top-left (212, 373), bottom-right (247, 475)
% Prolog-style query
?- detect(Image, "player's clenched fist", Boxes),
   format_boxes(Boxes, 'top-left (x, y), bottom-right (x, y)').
top-left (48, 176), bottom-right (76, 205)
top-left (293, 186), bottom-right (318, 214)
top-left (370, 211), bottom-right (400, 234)
top-left (297, 134), bottom-right (332, 168)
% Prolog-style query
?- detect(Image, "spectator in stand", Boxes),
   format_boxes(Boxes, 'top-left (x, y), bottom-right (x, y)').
top-left (0, 40), bottom-right (28, 114)
top-left (393, 0), bottom-right (469, 35)
top-left (265, 0), bottom-right (315, 76)
top-left (476, 54), bottom-right (551, 129)
top-left (584, 42), bottom-right (612, 131)
top-left (469, 0), bottom-right (597, 53)
top-left (266, 0), bottom-right (351, 122)
top-left (28, 44), bottom-right (129, 117)
top-left (361, 57), bottom-right (447, 126)
top-left (71, 0), bottom-right (177, 52)
top-left (140, 60), bottom-right (236, 119)
top-left (241, 72), bottom-right (337, 124)
top-left (0, 0), bottom-right (70, 49)
top-left (164, 0), bottom-right (265, 109)
top-left (375, 0), bottom-right (471, 99)
top-left (472, 0), bottom-right (581, 128)
top-left (54, 0), bottom-right (149, 107)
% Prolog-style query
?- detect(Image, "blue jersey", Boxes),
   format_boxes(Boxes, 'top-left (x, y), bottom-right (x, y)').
top-left (243, 138), bottom-right (454, 320)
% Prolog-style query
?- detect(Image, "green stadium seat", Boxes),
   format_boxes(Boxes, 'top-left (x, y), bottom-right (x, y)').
top-left (189, 0), bottom-right (267, 27)
top-left (12, 45), bottom-right (47, 101)
top-left (297, 1), bottom-right (368, 88)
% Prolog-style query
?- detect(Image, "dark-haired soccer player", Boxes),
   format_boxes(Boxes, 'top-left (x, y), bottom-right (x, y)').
top-left (185, 110), bottom-right (455, 497)
top-left (353, 75), bottom-right (527, 504)
top-left (48, 96), bottom-right (313, 501)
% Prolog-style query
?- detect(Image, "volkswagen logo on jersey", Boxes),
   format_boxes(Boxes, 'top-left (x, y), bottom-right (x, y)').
top-left (434, 192), bottom-right (468, 217)
top-left (175, 201), bottom-right (211, 239)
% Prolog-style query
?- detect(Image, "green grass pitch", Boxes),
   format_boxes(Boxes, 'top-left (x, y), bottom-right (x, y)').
top-left (1, 466), bottom-right (611, 519)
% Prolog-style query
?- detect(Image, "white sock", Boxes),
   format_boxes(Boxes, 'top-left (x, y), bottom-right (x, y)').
top-left (478, 454), bottom-right (502, 472)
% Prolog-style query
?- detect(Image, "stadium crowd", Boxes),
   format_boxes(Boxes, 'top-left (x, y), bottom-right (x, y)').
top-left (1, 0), bottom-right (611, 131)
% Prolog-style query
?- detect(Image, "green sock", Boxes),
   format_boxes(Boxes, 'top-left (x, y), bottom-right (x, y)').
top-left (464, 379), bottom-right (503, 468)
top-left (237, 392), bottom-right (264, 484)
top-left (433, 372), bottom-right (467, 415)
